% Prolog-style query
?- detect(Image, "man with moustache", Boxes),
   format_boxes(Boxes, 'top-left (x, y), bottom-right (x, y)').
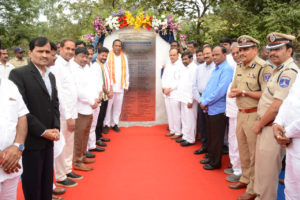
top-left (198, 45), bottom-right (233, 170)
top-left (51, 39), bottom-right (81, 187)
top-left (71, 47), bottom-right (100, 171)
top-left (228, 35), bottom-right (273, 200)
top-left (195, 49), bottom-right (205, 65)
top-left (186, 40), bottom-right (198, 63)
top-left (103, 39), bottom-right (129, 133)
top-left (0, 47), bottom-right (15, 78)
top-left (193, 45), bottom-right (215, 155)
top-left (93, 47), bottom-right (113, 147)
top-left (9, 37), bottom-right (60, 200)
top-left (175, 51), bottom-right (198, 146)
top-left (253, 33), bottom-right (298, 200)
top-left (162, 48), bottom-right (182, 139)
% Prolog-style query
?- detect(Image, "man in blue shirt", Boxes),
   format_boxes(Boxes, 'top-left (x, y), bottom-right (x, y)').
top-left (199, 45), bottom-right (233, 170)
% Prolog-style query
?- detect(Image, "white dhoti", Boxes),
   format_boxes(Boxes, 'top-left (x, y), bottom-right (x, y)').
top-left (87, 106), bottom-right (100, 150)
top-left (228, 117), bottom-right (242, 176)
top-left (285, 139), bottom-right (300, 200)
top-left (181, 101), bottom-right (197, 143)
top-left (55, 120), bottom-right (74, 181)
top-left (164, 97), bottom-right (181, 135)
top-left (103, 92), bottom-right (124, 127)
top-left (0, 176), bottom-right (20, 200)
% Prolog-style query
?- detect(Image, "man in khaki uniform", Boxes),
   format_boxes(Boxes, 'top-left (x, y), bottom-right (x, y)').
top-left (252, 33), bottom-right (298, 200)
top-left (9, 48), bottom-right (28, 68)
top-left (228, 35), bottom-right (273, 200)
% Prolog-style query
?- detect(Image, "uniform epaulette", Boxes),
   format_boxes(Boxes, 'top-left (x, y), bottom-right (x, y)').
top-left (254, 56), bottom-right (267, 66)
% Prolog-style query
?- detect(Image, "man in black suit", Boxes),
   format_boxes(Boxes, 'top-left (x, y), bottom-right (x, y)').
top-left (9, 37), bottom-right (60, 200)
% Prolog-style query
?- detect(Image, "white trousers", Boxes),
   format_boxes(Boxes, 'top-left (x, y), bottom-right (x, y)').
top-left (55, 120), bottom-right (74, 181)
top-left (0, 176), bottom-right (20, 200)
top-left (181, 101), bottom-right (197, 143)
top-left (164, 97), bottom-right (181, 135)
top-left (285, 139), bottom-right (300, 200)
top-left (104, 92), bottom-right (124, 127)
top-left (87, 107), bottom-right (100, 150)
top-left (228, 117), bottom-right (242, 176)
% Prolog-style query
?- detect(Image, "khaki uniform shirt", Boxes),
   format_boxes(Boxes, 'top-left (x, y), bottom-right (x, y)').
top-left (9, 57), bottom-right (28, 68)
top-left (231, 56), bottom-right (274, 109)
top-left (257, 57), bottom-right (298, 117)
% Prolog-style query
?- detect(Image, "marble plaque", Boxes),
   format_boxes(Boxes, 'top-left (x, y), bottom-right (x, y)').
top-left (119, 31), bottom-right (156, 121)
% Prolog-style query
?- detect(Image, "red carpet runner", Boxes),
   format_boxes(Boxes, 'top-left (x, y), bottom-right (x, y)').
top-left (18, 125), bottom-right (245, 200)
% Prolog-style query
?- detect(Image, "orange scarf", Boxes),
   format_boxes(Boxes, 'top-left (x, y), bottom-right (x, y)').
top-left (107, 50), bottom-right (127, 89)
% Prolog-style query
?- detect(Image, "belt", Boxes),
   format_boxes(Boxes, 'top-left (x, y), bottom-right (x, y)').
top-left (239, 107), bottom-right (257, 113)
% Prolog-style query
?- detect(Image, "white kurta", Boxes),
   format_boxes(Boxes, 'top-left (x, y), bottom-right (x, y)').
top-left (176, 62), bottom-right (198, 143)
top-left (0, 62), bottom-right (15, 79)
top-left (0, 78), bottom-right (28, 199)
top-left (104, 52), bottom-right (129, 127)
top-left (274, 72), bottom-right (300, 200)
top-left (162, 59), bottom-right (182, 135)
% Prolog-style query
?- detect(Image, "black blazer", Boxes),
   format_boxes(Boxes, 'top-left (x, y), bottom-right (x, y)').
top-left (9, 62), bottom-right (60, 150)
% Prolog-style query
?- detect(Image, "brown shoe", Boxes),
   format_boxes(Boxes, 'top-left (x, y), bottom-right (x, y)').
top-left (170, 134), bottom-right (182, 139)
top-left (237, 192), bottom-right (257, 200)
top-left (83, 158), bottom-right (96, 164)
top-left (74, 164), bottom-right (94, 171)
top-left (165, 133), bottom-right (174, 137)
top-left (229, 181), bottom-right (247, 189)
top-left (53, 187), bottom-right (66, 195)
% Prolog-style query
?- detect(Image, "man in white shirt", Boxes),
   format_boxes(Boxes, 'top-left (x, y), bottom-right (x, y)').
top-left (193, 45), bottom-right (215, 155)
top-left (72, 47), bottom-right (100, 171)
top-left (103, 39), bottom-right (129, 133)
top-left (162, 48), bottom-right (182, 139)
top-left (187, 40), bottom-right (198, 64)
top-left (51, 39), bottom-right (81, 187)
top-left (0, 78), bottom-right (28, 200)
top-left (273, 73), bottom-right (300, 200)
top-left (220, 37), bottom-right (236, 68)
top-left (175, 51), bottom-right (198, 146)
top-left (93, 47), bottom-right (113, 147)
top-left (224, 42), bottom-right (242, 183)
top-left (0, 48), bottom-right (15, 79)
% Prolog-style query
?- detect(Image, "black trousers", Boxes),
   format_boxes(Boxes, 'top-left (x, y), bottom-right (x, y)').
top-left (196, 105), bottom-right (208, 149)
top-left (95, 100), bottom-right (108, 141)
top-left (22, 147), bottom-right (53, 200)
top-left (206, 113), bottom-right (227, 168)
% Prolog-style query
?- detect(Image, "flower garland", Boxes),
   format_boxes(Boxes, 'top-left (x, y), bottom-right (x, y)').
top-left (84, 9), bottom-right (185, 46)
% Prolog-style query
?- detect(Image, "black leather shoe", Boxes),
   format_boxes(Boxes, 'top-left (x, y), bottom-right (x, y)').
top-left (180, 141), bottom-right (194, 146)
top-left (176, 138), bottom-right (185, 143)
top-left (100, 136), bottom-right (110, 142)
top-left (200, 158), bottom-right (210, 164)
top-left (112, 125), bottom-right (120, 132)
top-left (203, 164), bottom-right (220, 170)
top-left (194, 147), bottom-right (208, 154)
top-left (86, 151), bottom-right (96, 158)
top-left (96, 140), bottom-right (107, 147)
top-left (103, 126), bottom-right (109, 134)
top-left (204, 153), bottom-right (209, 158)
top-left (90, 146), bottom-right (105, 152)
top-left (67, 172), bottom-right (83, 180)
top-left (56, 178), bottom-right (78, 187)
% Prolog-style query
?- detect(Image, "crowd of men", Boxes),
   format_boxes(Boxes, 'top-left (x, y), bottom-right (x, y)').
top-left (162, 33), bottom-right (299, 200)
top-left (0, 38), bottom-right (129, 200)
top-left (0, 31), bottom-right (299, 200)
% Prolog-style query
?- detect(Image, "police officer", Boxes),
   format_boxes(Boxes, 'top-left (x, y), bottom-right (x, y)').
top-left (228, 35), bottom-right (273, 200)
top-left (252, 33), bottom-right (298, 200)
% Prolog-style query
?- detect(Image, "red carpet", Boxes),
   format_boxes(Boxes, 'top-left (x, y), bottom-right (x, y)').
top-left (17, 125), bottom-right (245, 200)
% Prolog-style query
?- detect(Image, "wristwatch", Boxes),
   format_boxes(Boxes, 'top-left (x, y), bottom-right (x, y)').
top-left (13, 143), bottom-right (25, 152)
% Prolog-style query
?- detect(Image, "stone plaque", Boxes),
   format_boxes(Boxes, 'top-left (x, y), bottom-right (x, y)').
top-left (119, 31), bottom-right (156, 121)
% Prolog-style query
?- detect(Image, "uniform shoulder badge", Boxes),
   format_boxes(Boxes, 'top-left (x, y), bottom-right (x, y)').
top-left (263, 73), bottom-right (271, 82)
top-left (279, 76), bottom-right (291, 88)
